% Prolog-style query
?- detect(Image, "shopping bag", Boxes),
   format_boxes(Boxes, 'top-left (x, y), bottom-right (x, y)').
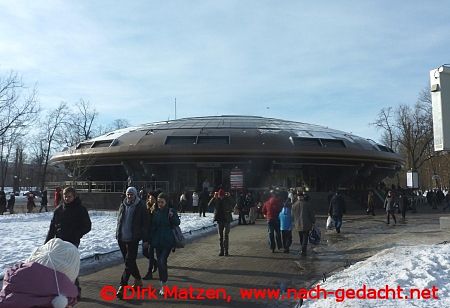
top-left (326, 215), bottom-right (334, 230)
top-left (309, 225), bottom-right (321, 244)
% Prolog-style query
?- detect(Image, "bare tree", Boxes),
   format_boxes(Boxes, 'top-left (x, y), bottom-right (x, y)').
top-left (0, 127), bottom-right (25, 190)
top-left (371, 107), bottom-right (398, 151)
top-left (372, 87), bottom-right (434, 171)
top-left (0, 71), bottom-right (39, 138)
top-left (56, 99), bottom-right (98, 147)
top-left (110, 118), bottom-right (130, 130)
top-left (40, 103), bottom-right (69, 190)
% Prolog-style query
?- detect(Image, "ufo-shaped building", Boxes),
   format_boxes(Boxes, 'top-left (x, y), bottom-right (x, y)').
top-left (50, 115), bottom-right (403, 193)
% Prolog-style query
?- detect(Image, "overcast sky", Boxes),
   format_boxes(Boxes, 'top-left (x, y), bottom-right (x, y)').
top-left (1, 1), bottom-right (449, 141)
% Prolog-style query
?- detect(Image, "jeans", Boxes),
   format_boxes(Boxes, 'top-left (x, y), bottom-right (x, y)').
top-left (118, 240), bottom-right (141, 285)
top-left (333, 215), bottom-right (343, 232)
top-left (155, 246), bottom-right (172, 283)
top-left (217, 222), bottom-right (230, 253)
top-left (281, 230), bottom-right (292, 250)
top-left (298, 231), bottom-right (309, 254)
top-left (267, 219), bottom-right (282, 250)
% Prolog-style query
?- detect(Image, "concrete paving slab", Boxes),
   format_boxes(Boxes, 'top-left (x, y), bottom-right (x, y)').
top-left (75, 209), bottom-right (450, 307)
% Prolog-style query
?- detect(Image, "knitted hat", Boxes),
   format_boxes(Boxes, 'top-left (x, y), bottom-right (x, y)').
top-left (126, 186), bottom-right (138, 196)
top-left (27, 238), bottom-right (80, 282)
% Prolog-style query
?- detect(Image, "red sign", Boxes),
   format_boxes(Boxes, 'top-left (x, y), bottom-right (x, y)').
top-left (230, 169), bottom-right (244, 189)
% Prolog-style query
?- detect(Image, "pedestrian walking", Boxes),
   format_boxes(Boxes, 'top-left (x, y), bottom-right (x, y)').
top-left (192, 191), bottom-right (199, 213)
top-left (279, 197), bottom-right (292, 253)
top-left (262, 190), bottom-right (282, 252)
top-left (384, 190), bottom-right (397, 225)
top-left (39, 189), bottom-right (48, 212)
top-left (115, 186), bottom-right (148, 299)
top-left (7, 193), bottom-right (15, 214)
top-left (26, 192), bottom-right (35, 213)
top-left (211, 189), bottom-right (233, 256)
top-left (399, 191), bottom-right (408, 221)
top-left (199, 188), bottom-right (209, 217)
top-left (292, 193), bottom-right (315, 256)
top-left (0, 191), bottom-right (6, 215)
top-left (150, 192), bottom-right (180, 295)
top-left (54, 187), bottom-right (62, 208)
top-left (366, 190), bottom-right (375, 216)
top-left (45, 186), bottom-right (92, 300)
top-left (142, 193), bottom-right (158, 280)
top-left (328, 191), bottom-right (346, 233)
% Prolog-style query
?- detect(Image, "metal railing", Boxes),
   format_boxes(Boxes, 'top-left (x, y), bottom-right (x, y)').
top-left (45, 181), bottom-right (170, 193)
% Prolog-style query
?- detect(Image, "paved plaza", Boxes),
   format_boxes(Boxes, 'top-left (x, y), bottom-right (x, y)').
top-left (75, 207), bottom-right (450, 308)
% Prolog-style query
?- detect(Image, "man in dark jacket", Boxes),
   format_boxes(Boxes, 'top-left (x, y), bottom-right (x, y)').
top-left (115, 186), bottom-right (148, 299)
top-left (39, 189), bottom-right (48, 212)
top-left (212, 189), bottom-right (233, 256)
top-left (45, 186), bottom-right (91, 300)
top-left (328, 191), bottom-right (346, 233)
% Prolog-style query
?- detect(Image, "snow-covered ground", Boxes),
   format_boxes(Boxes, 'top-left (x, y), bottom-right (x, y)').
top-left (301, 244), bottom-right (450, 308)
top-left (0, 211), bottom-right (218, 277)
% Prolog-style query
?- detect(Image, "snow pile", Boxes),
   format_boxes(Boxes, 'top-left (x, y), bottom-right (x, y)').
top-left (302, 244), bottom-right (450, 307)
top-left (0, 211), bottom-right (218, 276)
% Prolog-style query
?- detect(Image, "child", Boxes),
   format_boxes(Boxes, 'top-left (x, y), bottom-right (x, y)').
top-left (279, 199), bottom-right (292, 253)
top-left (0, 238), bottom-right (80, 307)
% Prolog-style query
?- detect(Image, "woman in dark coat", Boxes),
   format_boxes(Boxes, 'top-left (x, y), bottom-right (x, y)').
top-left (142, 193), bottom-right (158, 280)
top-left (150, 192), bottom-right (180, 295)
top-left (384, 190), bottom-right (397, 225)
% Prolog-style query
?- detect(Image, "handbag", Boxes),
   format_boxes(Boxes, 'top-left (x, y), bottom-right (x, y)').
top-left (172, 225), bottom-right (185, 248)
top-left (169, 209), bottom-right (185, 248)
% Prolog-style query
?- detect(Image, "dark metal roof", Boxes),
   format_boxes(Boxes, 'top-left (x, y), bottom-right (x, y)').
top-left (50, 115), bottom-right (402, 167)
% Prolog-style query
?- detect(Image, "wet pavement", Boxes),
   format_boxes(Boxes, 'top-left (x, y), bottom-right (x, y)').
top-left (76, 207), bottom-right (450, 307)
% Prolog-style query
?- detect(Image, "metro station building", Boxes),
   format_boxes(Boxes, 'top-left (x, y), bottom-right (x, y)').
top-left (50, 116), bottom-right (403, 193)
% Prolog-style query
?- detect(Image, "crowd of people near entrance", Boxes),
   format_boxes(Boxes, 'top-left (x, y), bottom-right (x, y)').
top-left (2, 181), bottom-right (450, 307)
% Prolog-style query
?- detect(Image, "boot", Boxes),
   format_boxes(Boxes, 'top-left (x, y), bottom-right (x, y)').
top-left (219, 242), bottom-right (224, 256)
top-left (159, 281), bottom-right (167, 296)
top-left (116, 285), bottom-right (124, 300)
top-left (142, 272), bottom-right (153, 280)
top-left (132, 278), bottom-right (143, 289)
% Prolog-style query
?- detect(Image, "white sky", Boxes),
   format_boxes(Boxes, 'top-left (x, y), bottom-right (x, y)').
top-left (1, 1), bottom-right (450, 141)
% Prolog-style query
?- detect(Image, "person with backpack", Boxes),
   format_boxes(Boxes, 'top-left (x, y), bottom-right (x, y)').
top-left (292, 193), bottom-right (315, 256)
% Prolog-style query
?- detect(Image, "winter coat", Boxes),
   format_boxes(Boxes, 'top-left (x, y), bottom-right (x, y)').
top-left (151, 206), bottom-right (180, 249)
top-left (116, 198), bottom-right (148, 243)
top-left (7, 195), bottom-right (14, 208)
top-left (328, 194), bottom-right (346, 218)
top-left (279, 203), bottom-right (292, 231)
top-left (0, 262), bottom-right (78, 308)
top-left (41, 191), bottom-right (48, 206)
top-left (45, 197), bottom-right (91, 248)
top-left (384, 196), bottom-right (396, 213)
top-left (262, 197), bottom-right (282, 221)
top-left (212, 197), bottom-right (233, 223)
top-left (292, 199), bottom-right (316, 232)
